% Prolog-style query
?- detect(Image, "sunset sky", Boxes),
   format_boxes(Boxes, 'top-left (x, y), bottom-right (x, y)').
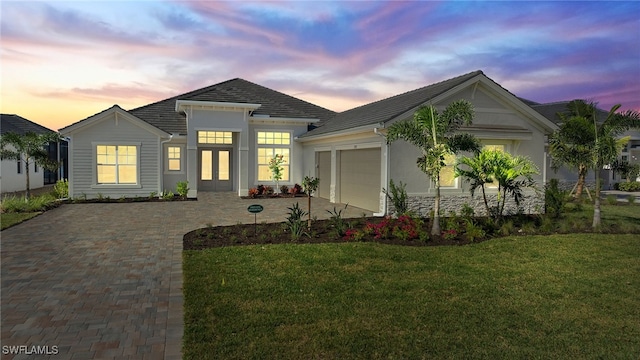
top-left (1, 0), bottom-right (639, 131)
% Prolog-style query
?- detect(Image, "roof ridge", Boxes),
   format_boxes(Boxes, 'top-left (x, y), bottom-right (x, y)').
top-left (338, 70), bottom-right (483, 115)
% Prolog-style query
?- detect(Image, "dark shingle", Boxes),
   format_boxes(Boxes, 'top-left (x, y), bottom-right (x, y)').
top-left (300, 70), bottom-right (484, 138)
top-left (129, 78), bottom-right (336, 135)
top-left (531, 100), bottom-right (609, 124)
top-left (1, 114), bottom-right (54, 135)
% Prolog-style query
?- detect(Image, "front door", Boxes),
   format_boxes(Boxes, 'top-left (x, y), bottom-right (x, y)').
top-left (199, 148), bottom-right (233, 191)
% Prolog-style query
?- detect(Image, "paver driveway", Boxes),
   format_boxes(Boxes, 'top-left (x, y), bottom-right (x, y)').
top-left (1, 193), bottom-right (370, 359)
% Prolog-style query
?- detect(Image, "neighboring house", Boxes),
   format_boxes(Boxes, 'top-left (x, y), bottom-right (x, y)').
top-left (530, 101), bottom-right (640, 190)
top-left (0, 114), bottom-right (68, 194)
top-left (60, 70), bottom-right (559, 216)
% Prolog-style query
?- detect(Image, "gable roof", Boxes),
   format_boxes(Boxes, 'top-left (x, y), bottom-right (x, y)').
top-left (129, 78), bottom-right (336, 135)
top-left (1, 114), bottom-right (54, 136)
top-left (300, 70), bottom-right (484, 138)
top-left (59, 105), bottom-right (170, 137)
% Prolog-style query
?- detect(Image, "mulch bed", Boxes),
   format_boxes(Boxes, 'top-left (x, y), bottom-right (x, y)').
top-left (183, 217), bottom-right (478, 250)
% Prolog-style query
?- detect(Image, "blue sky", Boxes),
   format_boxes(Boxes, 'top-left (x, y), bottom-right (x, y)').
top-left (1, 0), bottom-right (639, 130)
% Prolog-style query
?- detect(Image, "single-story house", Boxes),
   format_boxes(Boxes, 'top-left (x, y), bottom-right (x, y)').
top-left (60, 70), bottom-right (560, 215)
top-left (1, 114), bottom-right (68, 194)
top-left (530, 101), bottom-right (640, 189)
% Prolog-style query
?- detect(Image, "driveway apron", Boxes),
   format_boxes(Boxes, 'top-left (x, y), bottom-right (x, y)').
top-left (1, 192), bottom-right (370, 359)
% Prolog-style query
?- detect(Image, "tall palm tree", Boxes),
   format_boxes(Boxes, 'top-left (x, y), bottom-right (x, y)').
top-left (0, 131), bottom-right (60, 199)
top-left (456, 148), bottom-right (538, 219)
top-left (548, 107), bottom-right (596, 199)
top-left (386, 100), bottom-right (481, 236)
top-left (589, 103), bottom-right (640, 228)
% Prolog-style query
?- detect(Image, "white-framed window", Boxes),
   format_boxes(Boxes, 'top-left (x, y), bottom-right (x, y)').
top-left (96, 145), bottom-right (138, 184)
top-left (167, 146), bottom-right (182, 171)
top-left (440, 153), bottom-right (458, 188)
top-left (256, 131), bottom-right (291, 182)
top-left (198, 131), bottom-right (232, 144)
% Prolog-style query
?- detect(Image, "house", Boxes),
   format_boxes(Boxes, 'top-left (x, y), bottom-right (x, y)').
top-left (1, 114), bottom-right (68, 194)
top-left (60, 70), bottom-right (558, 216)
top-left (531, 101), bottom-right (640, 190)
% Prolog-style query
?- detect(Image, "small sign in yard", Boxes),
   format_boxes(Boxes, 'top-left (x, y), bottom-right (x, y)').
top-left (247, 204), bottom-right (264, 236)
top-left (247, 204), bottom-right (264, 213)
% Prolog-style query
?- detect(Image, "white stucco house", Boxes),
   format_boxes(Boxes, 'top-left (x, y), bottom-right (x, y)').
top-left (60, 70), bottom-right (560, 215)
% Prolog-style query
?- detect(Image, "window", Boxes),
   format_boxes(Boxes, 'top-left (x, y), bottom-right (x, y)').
top-left (440, 153), bottom-right (458, 188)
top-left (34, 163), bottom-right (38, 173)
top-left (17, 160), bottom-right (22, 174)
top-left (257, 131), bottom-right (291, 182)
top-left (198, 131), bottom-right (232, 144)
top-left (167, 146), bottom-right (181, 171)
top-left (96, 145), bottom-right (137, 184)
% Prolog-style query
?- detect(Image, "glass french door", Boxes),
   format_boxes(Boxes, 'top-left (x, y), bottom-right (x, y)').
top-left (198, 148), bottom-right (233, 191)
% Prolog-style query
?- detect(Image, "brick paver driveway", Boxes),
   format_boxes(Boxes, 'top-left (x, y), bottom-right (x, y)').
top-left (1, 193), bottom-right (370, 359)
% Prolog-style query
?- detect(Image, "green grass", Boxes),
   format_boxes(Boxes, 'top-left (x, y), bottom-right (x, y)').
top-left (0, 212), bottom-right (41, 230)
top-left (0, 193), bottom-right (58, 230)
top-left (184, 234), bottom-right (640, 359)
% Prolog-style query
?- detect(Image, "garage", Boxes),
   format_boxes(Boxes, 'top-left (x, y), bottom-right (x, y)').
top-left (317, 151), bottom-right (331, 200)
top-left (339, 148), bottom-right (381, 212)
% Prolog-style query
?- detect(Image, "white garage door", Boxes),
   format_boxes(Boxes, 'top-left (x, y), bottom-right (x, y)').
top-left (339, 148), bottom-right (381, 211)
top-left (317, 151), bottom-right (331, 200)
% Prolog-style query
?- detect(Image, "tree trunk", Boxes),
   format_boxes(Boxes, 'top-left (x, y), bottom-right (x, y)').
top-left (25, 159), bottom-right (31, 200)
top-left (481, 186), bottom-right (490, 217)
top-left (431, 175), bottom-right (441, 236)
top-left (575, 165), bottom-right (587, 199)
top-left (592, 167), bottom-right (601, 229)
top-left (307, 194), bottom-right (312, 230)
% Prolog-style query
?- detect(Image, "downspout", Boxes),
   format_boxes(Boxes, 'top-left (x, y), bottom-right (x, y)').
top-left (374, 126), bottom-right (388, 216)
top-left (159, 134), bottom-right (174, 197)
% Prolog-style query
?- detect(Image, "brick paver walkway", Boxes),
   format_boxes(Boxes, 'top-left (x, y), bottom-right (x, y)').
top-left (1, 192), bottom-right (370, 359)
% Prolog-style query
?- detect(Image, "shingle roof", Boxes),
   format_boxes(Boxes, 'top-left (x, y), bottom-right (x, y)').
top-left (1, 114), bottom-right (54, 136)
top-left (531, 100), bottom-right (609, 124)
top-left (300, 70), bottom-right (484, 138)
top-left (129, 78), bottom-right (336, 135)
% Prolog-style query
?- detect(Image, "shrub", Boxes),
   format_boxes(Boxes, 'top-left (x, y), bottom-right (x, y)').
top-left (248, 188), bottom-right (259, 198)
top-left (280, 185), bottom-right (289, 195)
top-left (1, 194), bottom-right (57, 213)
top-left (628, 195), bottom-right (636, 205)
top-left (257, 185), bottom-right (266, 195)
top-left (327, 204), bottom-right (350, 237)
top-left (289, 183), bottom-right (303, 195)
top-left (162, 190), bottom-right (175, 200)
top-left (460, 203), bottom-right (475, 220)
top-left (383, 179), bottom-right (408, 216)
top-left (391, 214), bottom-right (423, 241)
top-left (264, 186), bottom-right (274, 195)
top-left (442, 229), bottom-right (458, 240)
top-left (464, 219), bottom-right (485, 242)
top-left (53, 179), bottom-right (69, 199)
top-left (618, 181), bottom-right (640, 192)
top-left (606, 194), bottom-right (618, 205)
top-left (176, 181), bottom-right (189, 198)
top-left (285, 203), bottom-right (308, 240)
top-left (544, 179), bottom-right (567, 217)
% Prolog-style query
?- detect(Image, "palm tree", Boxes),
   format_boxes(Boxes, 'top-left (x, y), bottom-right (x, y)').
top-left (456, 149), bottom-right (538, 219)
top-left (548, 104), bottom-right (596, 199)
top-left (386, 100), bottom-right (481, 236)
top-left (589, 103), bottom-right (640, 228)
top-left (0, 131), bottom-right (61, 199)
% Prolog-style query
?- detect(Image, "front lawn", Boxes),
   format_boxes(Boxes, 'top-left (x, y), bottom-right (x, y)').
top-left (183, 234), bottom-right (640, 359)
